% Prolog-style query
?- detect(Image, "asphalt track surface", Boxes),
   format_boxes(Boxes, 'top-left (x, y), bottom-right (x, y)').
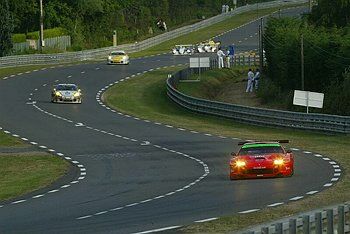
top-left (0, 7), bottom-right (341, 234)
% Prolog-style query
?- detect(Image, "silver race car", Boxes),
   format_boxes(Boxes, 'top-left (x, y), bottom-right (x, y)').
top-left (51, 84), bottom-right (82, 104)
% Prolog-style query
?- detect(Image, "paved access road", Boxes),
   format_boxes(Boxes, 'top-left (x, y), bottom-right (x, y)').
top-left (0, 7), bottom-right (339, 234)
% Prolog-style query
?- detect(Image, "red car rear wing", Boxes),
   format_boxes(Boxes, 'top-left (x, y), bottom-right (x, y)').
top-left (238, 140), bottom-right (289, 145)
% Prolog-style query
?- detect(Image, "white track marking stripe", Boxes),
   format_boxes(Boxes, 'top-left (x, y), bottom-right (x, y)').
top-left (132, 226), bottom-right (182, 234)
top-left (195, 217), bottom-right (218, 223)
top-left (289, 196), bottom-right (303, 201)
top-left (239, 209), bottom-right (260, 214)
top-left (267, 202), bottom-right (284, 207)
top-left (306, 191), bottom-right (318, 195)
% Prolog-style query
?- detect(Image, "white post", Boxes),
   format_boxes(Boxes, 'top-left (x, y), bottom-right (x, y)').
top-left (306, 91), bottom-right (309, 114)
top-left (198, 57), bottom-right (201, 81)
top-left (113, 30), bottom-right (117, 47)
top-left (39, 0), bottom-right (44, 52)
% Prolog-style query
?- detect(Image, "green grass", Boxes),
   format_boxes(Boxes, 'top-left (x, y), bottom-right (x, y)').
top-left (178, 67), bottom-right (287, 110)
top-left (105, 67), bottom-right (350, 233)
top-left (0, 61), bottom-right (101, 79)
top-left (0, 154), bottom-right (69, 201)
top-left (0, 132), bottom-right (25, 147)
top-left (177, 67), bottom-right (249, 99)
top-left (130, 4), bottom-right (304, 58)
top-left (0, 65), bottom-right (56, 78)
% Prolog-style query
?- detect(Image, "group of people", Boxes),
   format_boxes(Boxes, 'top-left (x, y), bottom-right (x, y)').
top-left (246, 68), bottom-right (260, 92)
top-left (217, 46), bottom-right (235, 69)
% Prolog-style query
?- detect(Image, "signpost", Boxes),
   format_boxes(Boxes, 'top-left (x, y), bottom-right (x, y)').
top-left (113, 30), bottom-right (117, 46)
top-left (189, 57), bottom-right (210, 81)
top-left (293, 90), bottom-right (324, 113)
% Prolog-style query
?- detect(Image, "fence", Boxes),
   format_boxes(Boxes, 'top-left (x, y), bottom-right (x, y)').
top-left (212, 54), bottom-right (260, 68)
top-left (0, 0), bottom-right (307, 68)
top-left (242, 204), bottom-right (350, 234)
top-left (166, 58), bottom-right (350, 134)
top-left (13, 36), bottom-right (71, 53)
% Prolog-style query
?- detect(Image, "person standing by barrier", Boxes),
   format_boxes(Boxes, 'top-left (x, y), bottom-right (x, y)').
top-left (226, 48), bottom-right (231, 68)
top-left (246, 68), bottom-right (254, 92)
top-left (217, 47), bottom-right (225, 69)
top-left (254, 68), bottom-right (260, 90)
top-left (227, 44), bottom-right (235, 68)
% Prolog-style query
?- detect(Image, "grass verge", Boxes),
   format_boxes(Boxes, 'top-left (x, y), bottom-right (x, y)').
top-left (0, 65), bottom-right (55, 78)
top-left (0, 61), bottom-right (103, 79)
top-left (0, 101), bottom-right (69, 201)
top-left (177, 67), bottom-right (287, 110)
top-left (130, 4), bottom-right (305, 58)
top-left (0, 132), bottom-right (25, 147)
top-left (0, 153), bottom-right (69, 201)
top-left (104, 67), bottom-right (350, 233)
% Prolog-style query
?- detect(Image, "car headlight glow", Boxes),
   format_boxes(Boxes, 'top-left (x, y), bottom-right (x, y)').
top-left (235, 160), bottom-right (246, 167)
top-left (55, 91), bottom-right (62, 96)
top-left (274, 159), bottom-right (284, 165)
top-left (108, 56), bottom-right (112, 60)
top-left (73, 92), bottom-right (81, 97)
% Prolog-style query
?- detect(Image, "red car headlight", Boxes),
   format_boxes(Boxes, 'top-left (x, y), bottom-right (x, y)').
top-left (274, 159), bottom-right (284, 165)
top-left (235, 160), bottom-right (246, 167)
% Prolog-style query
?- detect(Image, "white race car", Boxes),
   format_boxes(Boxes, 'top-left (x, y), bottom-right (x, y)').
top-left (51, 84), bottom-right (82, 104)
top-left (172, 45), bottom-right (195, 55)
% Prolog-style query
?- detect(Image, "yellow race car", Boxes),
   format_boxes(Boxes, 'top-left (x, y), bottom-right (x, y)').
top-left (107, 50), bottom-right (130, 65)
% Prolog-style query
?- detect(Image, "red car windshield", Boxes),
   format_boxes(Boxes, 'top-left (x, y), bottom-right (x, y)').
top-left (239, 144), bottom-right (284, 155)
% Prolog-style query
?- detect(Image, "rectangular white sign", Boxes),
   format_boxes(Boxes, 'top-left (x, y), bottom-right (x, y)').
top-left (190, 57), bottom-right (210, 68)
top-left (293, 90), bottom-right (324, 109)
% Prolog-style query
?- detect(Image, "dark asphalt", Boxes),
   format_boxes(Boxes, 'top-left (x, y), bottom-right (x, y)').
top-left (0, 7), bottom-right (336, 234)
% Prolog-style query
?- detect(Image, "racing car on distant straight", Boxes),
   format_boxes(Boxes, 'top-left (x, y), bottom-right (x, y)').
top-left (51, 84), bottom-right (82, 104)
top-left (107, 50), bottom-right (130, 65)
top-left (229, 140), bottom-right (294, 180)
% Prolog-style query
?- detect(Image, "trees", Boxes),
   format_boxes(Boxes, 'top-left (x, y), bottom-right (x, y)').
top-left (9, 0), bottom-right (38, 34)
top-left (0, 0), bottom-right (13, 57)
top-left (309, 0), bottom-right (350, 27)
top-left (260, 17), bottom-right (350, 115)
top-left (8, 0), bottom-right (238, 49)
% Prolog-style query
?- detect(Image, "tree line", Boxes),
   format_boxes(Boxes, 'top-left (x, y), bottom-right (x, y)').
top-left (258, 0), bottom-right (350, 116)
top-left (0, 0), bottom-right (267, 54)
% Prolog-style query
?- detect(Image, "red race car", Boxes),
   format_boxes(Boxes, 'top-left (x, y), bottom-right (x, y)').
top-left (229, 140), bottom-right (294, 180)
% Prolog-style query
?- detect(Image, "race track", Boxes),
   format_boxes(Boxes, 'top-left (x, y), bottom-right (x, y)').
top-left (0, 7), bottom-right (341, 234)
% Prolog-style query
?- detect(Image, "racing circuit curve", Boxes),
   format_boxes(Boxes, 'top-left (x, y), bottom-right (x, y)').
top-left (0, 7), bottom-right (342, 233)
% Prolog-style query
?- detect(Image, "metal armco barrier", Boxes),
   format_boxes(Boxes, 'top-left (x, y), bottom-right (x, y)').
top-left (0, 0), bottom-right (307, 68)
top-left (240, 204), bottom-right (350, 234)
top-left (166, 65), bottom-right (350, 134)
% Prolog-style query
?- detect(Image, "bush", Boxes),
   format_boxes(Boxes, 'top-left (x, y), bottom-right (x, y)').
top-left (44, 27), bottom-right (68, 38)
top-left (257, 78), bottom-right (281, 104)
top-left (26, 31), bottom-right (39, 40)
top-left (25, 27), bottom-right (68, 40)
top-left (202, 78), bottom-right (223, 99)
top-left (12, 34), bottom-right (26, 43)
top-left (324, 73), bottom-right (350, 116)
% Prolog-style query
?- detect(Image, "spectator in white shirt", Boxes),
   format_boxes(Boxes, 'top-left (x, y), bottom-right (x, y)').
top-left (254, 68), bottom-right (260, 90)
top-left (246, 68), bottom-right (254, 92)
top-left (217, 48), bottom-right (225, 69)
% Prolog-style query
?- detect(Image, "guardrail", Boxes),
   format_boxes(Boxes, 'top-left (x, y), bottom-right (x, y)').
top-left (0, 0), bottom-right (307, 68)
top-left (241, 204), bottom-right (350, 234)
top-left (166, 61), bottom-right (350, 134)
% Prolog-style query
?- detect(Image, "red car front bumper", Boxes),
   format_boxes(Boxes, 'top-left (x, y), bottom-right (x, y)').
top-left (230, 165), bottom-right (293, 180)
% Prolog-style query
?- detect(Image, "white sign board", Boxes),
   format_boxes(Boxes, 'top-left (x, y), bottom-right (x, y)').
top-left (190, 57), bottom-right (210, 68)
top-left (293, 90), bottom-right (324, 111)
